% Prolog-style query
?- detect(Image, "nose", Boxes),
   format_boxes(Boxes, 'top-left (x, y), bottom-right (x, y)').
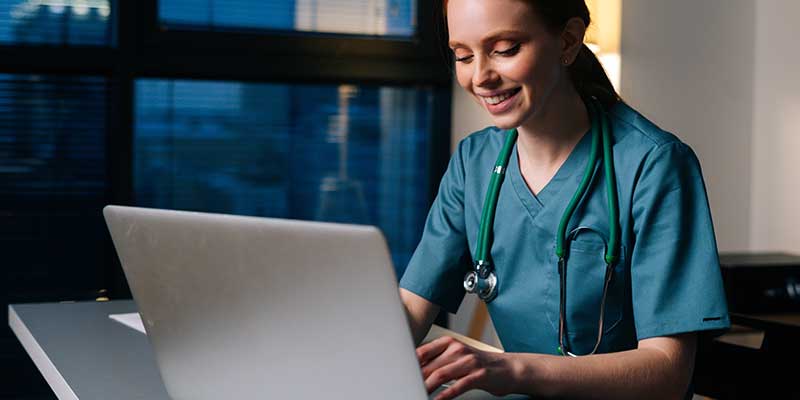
top-left (472, 57), bottom-right (499, 88)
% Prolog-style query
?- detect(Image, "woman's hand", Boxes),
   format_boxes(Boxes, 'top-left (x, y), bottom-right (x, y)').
top-left (417, 336), bottom-right (521, 400)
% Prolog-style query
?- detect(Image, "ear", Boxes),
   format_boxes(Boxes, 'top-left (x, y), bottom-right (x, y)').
top-left (561, 17), bottom-right (587, 65)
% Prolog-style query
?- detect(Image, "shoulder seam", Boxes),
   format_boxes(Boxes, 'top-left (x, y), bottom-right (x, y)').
top-left (609, 105), bottom-right (679, 147)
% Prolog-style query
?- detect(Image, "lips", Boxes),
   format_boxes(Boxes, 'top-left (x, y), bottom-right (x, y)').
top-left (480, 87), bottom-right (521, 114)
top-left (482, 88), bottom-right (521, 105)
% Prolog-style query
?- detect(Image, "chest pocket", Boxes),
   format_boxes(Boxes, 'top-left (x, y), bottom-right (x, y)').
top-left (545, 234), bottom-right (627, 354)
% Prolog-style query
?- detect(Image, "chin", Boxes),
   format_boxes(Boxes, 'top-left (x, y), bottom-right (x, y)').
top-left (492, 121), bottom-right (517, 130)
top-left (484, 103), bottom-right (534, 131)
top-left (489, 113), bottom-right (525, 130)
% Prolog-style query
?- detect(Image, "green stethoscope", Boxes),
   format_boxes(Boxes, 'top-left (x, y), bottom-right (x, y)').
top-left (462, 97), bottom-right (621, 357)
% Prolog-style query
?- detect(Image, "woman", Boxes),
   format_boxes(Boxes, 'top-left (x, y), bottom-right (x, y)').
top-left (398, 0), bottom-right (730, 399)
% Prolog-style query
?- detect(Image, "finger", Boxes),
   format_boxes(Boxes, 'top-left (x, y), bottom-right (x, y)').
top-left (424, 353), bottom-right (480, 394)
top-left (433, 369), bottom-right (487, 400)
top-left (416, 336), bottom-right (456, 365)
top-left (421, 341), bottom-right (471, 379)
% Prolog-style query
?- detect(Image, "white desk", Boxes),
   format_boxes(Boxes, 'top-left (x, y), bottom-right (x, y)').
top-left (9, 300), bottom-right (527, 400)
top-left (9, 301), bottom-right (171, 400)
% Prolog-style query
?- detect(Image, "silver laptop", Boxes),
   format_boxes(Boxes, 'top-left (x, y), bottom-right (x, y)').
top-left (103, 206), bottom-right (519, 400)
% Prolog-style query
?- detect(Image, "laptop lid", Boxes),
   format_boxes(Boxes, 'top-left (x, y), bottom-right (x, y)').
top-left (103, 205), bottom-right (428, 400)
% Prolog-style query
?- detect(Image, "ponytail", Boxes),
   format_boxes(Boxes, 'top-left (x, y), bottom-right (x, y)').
top-left (569, 44), bottom-right (619, 109)
top-left (526, 0), bottom-right (620, 108)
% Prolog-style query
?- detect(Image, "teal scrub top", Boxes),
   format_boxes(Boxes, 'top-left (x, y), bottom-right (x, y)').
top-left (399, 101), bottom-right (730, 355)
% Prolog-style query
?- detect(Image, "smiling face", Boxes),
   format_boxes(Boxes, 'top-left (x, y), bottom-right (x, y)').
top-left (447, 0), bottom-right (568, 130)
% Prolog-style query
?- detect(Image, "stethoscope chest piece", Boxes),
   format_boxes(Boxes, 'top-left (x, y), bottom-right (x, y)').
top-left (463, 261), bottom-right (498, 302)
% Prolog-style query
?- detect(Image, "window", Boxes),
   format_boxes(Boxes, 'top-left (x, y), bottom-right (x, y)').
top-left (1, 2), bottom-right (450, 394)
top-left (0, 0), bottom-right (113, 46)
top-left (0, 1), bottom-right (450, 297)
top-left (134, 79), bottom-right (433, 270)
top-left (159, 0), bottom-right (416, 37)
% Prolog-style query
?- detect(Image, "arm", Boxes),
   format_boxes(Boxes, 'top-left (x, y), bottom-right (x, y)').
top-left (398, 139), bottom-right (469, 344)
top-left (419, 333), bottom-right (696, 400)
top-left (512, 333), bottom-right (696, 399)
top-left (400, 288), bottom-right (441, 346)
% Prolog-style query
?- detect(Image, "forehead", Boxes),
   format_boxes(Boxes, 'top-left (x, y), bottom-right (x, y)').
top-left (446, 0), bottom-right (542, 46)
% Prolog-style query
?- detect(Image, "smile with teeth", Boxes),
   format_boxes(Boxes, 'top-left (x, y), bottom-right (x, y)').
top-left (482, 88), bottom-right (521, 105)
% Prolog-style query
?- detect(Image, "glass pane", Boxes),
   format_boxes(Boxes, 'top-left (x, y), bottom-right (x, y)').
top-left (0, 74), bottom-right (107, 300)
top-left (134, 79), bottom-right (432, 274)
top-left (159, 0), bottom-right (416, 37)
top-left (0, 0), bottom-right (113, 46)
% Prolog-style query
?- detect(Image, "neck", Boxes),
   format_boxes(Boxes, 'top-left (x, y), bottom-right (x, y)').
top-left (516, 83), bottom-right (590, 169)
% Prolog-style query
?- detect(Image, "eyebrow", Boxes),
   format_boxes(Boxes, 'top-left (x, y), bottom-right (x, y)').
top-left (448, 29), bottom-right (526, 49)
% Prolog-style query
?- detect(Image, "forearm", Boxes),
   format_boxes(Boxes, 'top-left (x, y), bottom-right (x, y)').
top-left (509, 335), bottom-right (696, 399)
top-left (407, 312), bottom-right (436, 346)
top-left (399, 288), bottom-right (440, 345)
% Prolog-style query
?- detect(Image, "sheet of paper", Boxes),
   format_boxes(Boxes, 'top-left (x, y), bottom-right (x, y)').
top-left (109, 312), bottom-right (146, 335)
top-left (423, 324), bottom-right (503, 353)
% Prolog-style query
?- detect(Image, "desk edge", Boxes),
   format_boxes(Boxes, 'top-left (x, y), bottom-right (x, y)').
top-left (8, 305), bottom-right (80, 400)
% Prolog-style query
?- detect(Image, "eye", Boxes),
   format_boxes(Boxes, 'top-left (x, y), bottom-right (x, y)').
top-left (455, 54), bottom-right (474, 63)
top-left (452, 49), bottom-right (473, 63)
top-left (494, 43), bottom-right (521, 57)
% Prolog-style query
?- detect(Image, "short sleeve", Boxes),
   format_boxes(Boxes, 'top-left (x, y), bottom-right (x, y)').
top-left (399, 141), bottom-right (471, 314)
top-left (630, 141), bottom-right (730, 340)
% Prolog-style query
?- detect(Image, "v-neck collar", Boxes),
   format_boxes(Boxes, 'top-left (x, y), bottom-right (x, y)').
top-left (508, 130), bottom-right (594, 224)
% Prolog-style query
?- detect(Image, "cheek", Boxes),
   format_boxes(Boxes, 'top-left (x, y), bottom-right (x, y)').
top-left (497, 61), bottom-right (536, 84)
top-left (530, 54), bottom-right (562, 90)
top-left (498, 52), bottom-right (560, 92)
top-left (455, 66), bottom-right (472, 91)
top-left (511, 61), bottom-right (559, 101)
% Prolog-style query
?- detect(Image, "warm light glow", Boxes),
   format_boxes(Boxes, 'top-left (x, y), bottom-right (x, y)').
top-left (584, 0), bottom-right (622, 92)
top-left (295, 0), bottom-right (397, 36)
top-left (585, 0), bottom-right (621, 53)
top-left (73, 0), bottom-right (89, 16)
top-left (598, 52), bottom-right (621, 93)
top-left (585, 42), bottom-right (601, 54)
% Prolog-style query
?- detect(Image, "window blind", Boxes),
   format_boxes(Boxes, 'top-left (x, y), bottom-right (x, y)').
top-left (159, 0), bottom-right (416, 37)
top-left (0, 0), bottom-right (112, 46)
top-left (134, 78), bottom-right (432, 273)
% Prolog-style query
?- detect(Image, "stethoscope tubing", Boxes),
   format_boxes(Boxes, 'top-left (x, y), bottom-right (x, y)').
top-left (558, 226), bottom-right (616, 357)
top-left (599, 101), bottom-right (620, 265)
top-left (555, 102), bottom-right (601, 260)
top-left (475, 130), bottom-right (518, 264)
top-left (464, 97), bottom-right (621, 356)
